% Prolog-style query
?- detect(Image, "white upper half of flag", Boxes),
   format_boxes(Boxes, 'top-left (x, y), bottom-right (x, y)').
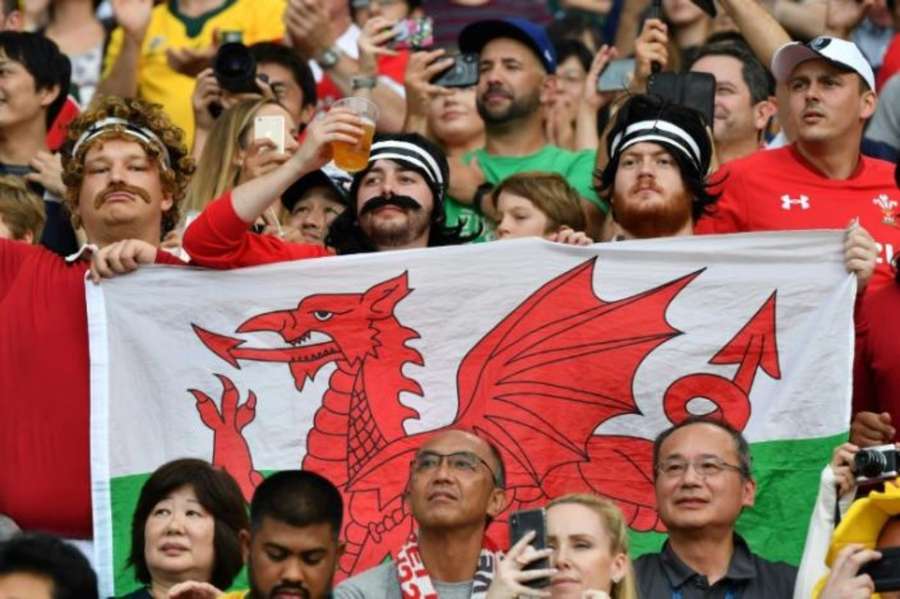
top-left (87, 231), bottom-right (855, 478)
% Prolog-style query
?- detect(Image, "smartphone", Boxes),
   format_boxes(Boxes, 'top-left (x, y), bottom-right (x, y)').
top-left (430, 52), bottom-right (479, 88)
top-left (597, 58), bottom-right (636, 93)
top-left (392, 16), bottom-right (434, 50)
top-left (647, 71), bottom-right (716, 127)
top-left (254, 115), bottom-right (286, 154)
top-left (508, 508), bottom-right (551, 589)
top-left (859, 546), bottom-right (900, 592)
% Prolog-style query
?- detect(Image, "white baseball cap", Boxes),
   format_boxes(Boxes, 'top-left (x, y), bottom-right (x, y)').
top-left (771, 36), bottom-right (875, 91)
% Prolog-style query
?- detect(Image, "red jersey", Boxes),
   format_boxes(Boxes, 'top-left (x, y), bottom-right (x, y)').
top-left (182, 191), bottom-right (332, 268)
top-left (0, 239), bottom-right (184, 538)
top-left (853, 281), bottom-right (900, 440)
top-left (695, 145), bottom-right (900, 292)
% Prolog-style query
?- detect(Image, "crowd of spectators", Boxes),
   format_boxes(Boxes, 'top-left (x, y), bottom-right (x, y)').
top-left (1, 0), bottom-right (900, 596)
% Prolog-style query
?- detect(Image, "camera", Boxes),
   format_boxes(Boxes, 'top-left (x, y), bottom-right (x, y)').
top-left (854, 444), bottom-right (899, 484)
top-left (430, 53), bottom-right (479, 88)
top-left (213, 42), bottom-right (259, 95)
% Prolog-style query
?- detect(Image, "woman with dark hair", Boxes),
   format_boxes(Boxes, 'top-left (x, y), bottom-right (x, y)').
top-left (117, 459), bottom-right (248, 599)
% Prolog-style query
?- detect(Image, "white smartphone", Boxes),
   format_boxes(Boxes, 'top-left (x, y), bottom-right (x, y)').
top-left (254, 115), bottom-right (286, 153)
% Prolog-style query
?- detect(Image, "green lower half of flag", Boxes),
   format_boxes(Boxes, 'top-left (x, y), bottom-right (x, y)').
top-left (108, 433), bottom-right (845, 595)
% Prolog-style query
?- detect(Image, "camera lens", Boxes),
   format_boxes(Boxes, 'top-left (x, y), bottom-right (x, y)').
top-left (855, 449), bottom-right (887, 478)
top-left (213, 43), bottom-right (258, 94)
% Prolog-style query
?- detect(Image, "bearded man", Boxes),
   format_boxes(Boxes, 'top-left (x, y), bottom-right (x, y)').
top-left (595, 94), bottom-right (716, 240)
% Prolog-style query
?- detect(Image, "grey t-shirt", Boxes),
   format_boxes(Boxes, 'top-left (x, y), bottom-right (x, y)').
top-left (335, 560), bottom-right (474, 599)
top-left (866, 74), bottom-right (900, 151)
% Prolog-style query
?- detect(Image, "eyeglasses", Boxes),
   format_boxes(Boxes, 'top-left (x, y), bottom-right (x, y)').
top-left (410, 450), bottom-right (502, 487)
top-left (656, 456), bottom-right (747, 480)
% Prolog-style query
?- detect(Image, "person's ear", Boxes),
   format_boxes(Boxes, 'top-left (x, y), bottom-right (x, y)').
top-left (609, 552), bottom-right (629, 587)
top-left (741, 477), bottom-right (757, 508)
top-left (752, 99), bottom-right (777, 132)
top-left (22, 229), bottom-right (34, 244)
top-left (540, 74), bottom-right (558, 105)
top-left (860, 89), bottom-right (877, 121)
top-left (486, 486), bottom-right (509, 519)
top-left (38, 84), bottom-right (61, 110)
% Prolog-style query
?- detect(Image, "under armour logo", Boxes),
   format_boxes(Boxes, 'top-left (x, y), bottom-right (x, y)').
top-left (781, 194), bottom-right (810, 210)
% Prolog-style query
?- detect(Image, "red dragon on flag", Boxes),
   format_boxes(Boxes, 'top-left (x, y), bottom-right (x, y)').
top-left (189, 258), bottom-right (779, 577)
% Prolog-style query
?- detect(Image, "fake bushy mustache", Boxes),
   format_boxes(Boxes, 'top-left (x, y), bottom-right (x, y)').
top-left (359, 194), bottom-right (422, 216)
top-left (94, 181), bottom-right (152, 209)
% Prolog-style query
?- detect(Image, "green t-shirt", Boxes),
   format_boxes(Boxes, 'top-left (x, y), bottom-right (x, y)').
top-left (444, 145), bottom-right (606, 242)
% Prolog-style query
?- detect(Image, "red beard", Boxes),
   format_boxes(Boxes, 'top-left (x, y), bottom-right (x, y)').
top-left (612, 183), bottom-right (693, 239)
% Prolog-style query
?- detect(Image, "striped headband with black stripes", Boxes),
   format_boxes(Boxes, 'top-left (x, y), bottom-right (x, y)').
top-left (609, 120), bottom-right (703, 172)
top-left (367, 140), bottom-right (444, 188)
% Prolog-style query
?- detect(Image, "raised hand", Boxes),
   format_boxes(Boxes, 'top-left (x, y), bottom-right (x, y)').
top-left (166, 46), bottom-right (217, 78)
top-left (546, 226), bottom-right (594, 246)
top-left (25, 151), bottom-right (65, 197)
top-left (844, 220), bottom-right (877, 294)
top-left (819, 544), bottom-right (880, 599)
top-left (633, 18), bottom-right (668, 91)
top-left (485, 530), bottom-right (556, 599)
top-left (166, 581), bottom-right (223, 599)
top-left (111, 0), bottom-right (153, 43)
top-left (358, 16), bottom-right (398, 77)
top-left (829, 442), bottom-right (859, 498)
top-left (583, 44), bottom-right (620, 112)
top-left (284, 0), bottom-right (335, 60)
top-left (239, 138), bottom-right (294, 184)
top-left (189, 374), bottom-right (262, 501)
top-left (292, 108), bottom-right (365, 173)
top-left (850, 411), bottom-right (895, 446)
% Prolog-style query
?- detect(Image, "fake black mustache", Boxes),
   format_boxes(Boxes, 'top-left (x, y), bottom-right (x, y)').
top-left (359, 194), bottom-right (422, 216)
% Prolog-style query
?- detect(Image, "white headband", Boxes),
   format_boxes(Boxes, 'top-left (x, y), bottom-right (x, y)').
top-left (71, 117), bottom-right (172, 171)
top-left (610, 119), bottom-right (703, 171)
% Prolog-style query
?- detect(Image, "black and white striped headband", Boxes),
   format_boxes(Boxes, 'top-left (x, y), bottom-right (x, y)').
top-left (367, 140), bottom-right (444, 188)
top-left (609, 120), bottom-right (703, 172)
top-left (72, 117), bottom-right (172, 171)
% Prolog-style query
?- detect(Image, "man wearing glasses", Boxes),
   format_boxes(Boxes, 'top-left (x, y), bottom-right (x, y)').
top-left (335, 429), bottom-right (507, 598)
top-left (634, 417), bottom-right (797, 599)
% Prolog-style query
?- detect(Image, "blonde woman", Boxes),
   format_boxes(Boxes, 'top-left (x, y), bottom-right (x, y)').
top-left (488, 494), bottom-right (637, 599)
top-left (175, 97), bottom-right (298, 240)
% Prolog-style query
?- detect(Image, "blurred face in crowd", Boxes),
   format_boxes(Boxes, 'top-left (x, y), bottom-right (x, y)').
top-left (407, 430), bottom-right (506, 531)
top-left (477, 37), bottom-right (552, 127)
top-left (690, 54), bottom-right (768, 149)
top-left (143, 485), bottom-right (216, 584)
top-left (356, 159), bottom-right (434, 248)
top-left (547, 503), bottom-right (627, 599)
top-left (611, 142), bottom-right (693, 238)
top-left (787, 58), bottom-right (875, 146)
top-left (256, 62), bottom-right (314, 129)
top-left (495, 191), bottom-right (550, 239)
top-left (427, 87), bottom-right (484, 149)
top-left (0, 6), bottom-right (21, 31)
top-left (368, 0), bottom-right (414, 21)
top-left (288, 187), bottom-right (346, 245)
top-left (0, 51), bottom-right (58, 131)
top-left (554, 55), bottom-right (587, 113)
top-left (243, 517), bottom-right (341, 599)
top-left (0, 572), bottom-right (54, 599)
top-left (76, 137), bottom-right (173, 245)
top-left (654, 423), bottom-right (755, 535)
top-left (663, 0), bottom-right (707, 28)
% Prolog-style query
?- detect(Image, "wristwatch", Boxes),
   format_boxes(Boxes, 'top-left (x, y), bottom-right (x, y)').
top-left (351, 75), bottom-right (378, 91)
top-left (316, 45), bottom-right (341, 70)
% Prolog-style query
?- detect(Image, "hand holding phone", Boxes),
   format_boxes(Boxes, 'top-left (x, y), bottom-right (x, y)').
top-left (392, 17), bottom-right (434, 50)
top-left (508, 509), bottom-right (552, 589)
top-left (254, 115), bottom-right (286, 154)
top-left (430, 53), bottom-right (479, 88)
top-left (596, 58), bottom-right (636, 93)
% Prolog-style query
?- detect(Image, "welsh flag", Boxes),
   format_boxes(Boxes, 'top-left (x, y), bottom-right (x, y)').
top-left (87, 232), bottom-right (854, 597)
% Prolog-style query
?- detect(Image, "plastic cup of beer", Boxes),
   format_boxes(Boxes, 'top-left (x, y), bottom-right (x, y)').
top-left (330, 97), bottom-right (378, 173)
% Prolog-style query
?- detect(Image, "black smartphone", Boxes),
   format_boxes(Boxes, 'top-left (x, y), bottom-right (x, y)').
top-left (430, 52), bottom-right (479, 88)
top-left (647, 71), bottom-right (716, 128)
top-left (859, 546), bottom-right (900, 592)
top-left (597, 58), bottom-right (636, 92)
top-left (508, 508), bottom-right (551, 589)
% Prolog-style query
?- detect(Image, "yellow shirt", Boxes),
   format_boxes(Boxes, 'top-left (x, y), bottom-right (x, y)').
top-left (103, 0), bottom-right (287, 146)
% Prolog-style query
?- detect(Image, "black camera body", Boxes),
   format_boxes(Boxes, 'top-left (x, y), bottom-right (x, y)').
top-left (430, 53), bottom-right (479, 89)
top-left (854, 444), bottom-right (899, 484)
top-left (214, 42), bottom-right (259, 94)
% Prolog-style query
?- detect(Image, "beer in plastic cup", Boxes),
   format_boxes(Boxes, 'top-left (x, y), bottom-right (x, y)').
top-left (330, 97), bottom-right (379, 173)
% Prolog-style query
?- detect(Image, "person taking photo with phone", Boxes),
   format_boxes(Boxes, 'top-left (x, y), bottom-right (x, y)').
top-left (334, 429), bottom-right (508, 599)
top-left (486, 493), bottom-right (637, 599)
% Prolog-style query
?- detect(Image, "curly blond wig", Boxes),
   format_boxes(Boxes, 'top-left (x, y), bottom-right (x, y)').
top-left (61, 96), bottom-right (195, 236)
